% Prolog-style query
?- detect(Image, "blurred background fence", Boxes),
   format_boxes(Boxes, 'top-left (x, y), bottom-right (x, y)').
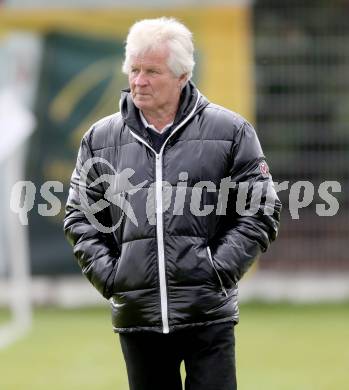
top-left (0, 0), bottom-right (348, 308)
top-left (254, 0), bottom-right (349, 272)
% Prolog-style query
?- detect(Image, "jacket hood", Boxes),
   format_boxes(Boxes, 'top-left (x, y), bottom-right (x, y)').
top-left (119, 81), bottom-right (209, 139)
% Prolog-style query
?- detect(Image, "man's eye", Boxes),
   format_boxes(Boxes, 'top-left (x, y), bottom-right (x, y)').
top-left (131, 69), bottom-right (139, 74)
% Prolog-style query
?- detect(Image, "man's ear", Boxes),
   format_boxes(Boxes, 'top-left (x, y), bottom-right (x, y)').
top-left (179, 73), bottom-right (188, 89)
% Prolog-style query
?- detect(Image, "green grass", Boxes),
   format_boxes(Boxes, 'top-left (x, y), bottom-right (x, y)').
top-left (0, 303), bottom-right (348, 389)
top-left (236, 302), bottom-right (349, 390)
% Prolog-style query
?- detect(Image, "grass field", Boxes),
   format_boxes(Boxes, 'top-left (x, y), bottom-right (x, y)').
top-left (0, 302), bottom-right (348, 390)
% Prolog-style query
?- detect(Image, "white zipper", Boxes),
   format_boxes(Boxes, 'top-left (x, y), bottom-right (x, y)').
top-left (128, 92), bottom-right (201, 333)
top-left (206, 246), bottom-right (228, 297)
top-left (127, 130), bottom-right (170, 333)
top-left (155, 154), bottom-right (169, 333)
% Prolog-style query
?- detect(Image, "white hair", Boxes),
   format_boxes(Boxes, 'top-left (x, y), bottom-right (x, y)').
top-left (122, 17), bottom-right (195, 80)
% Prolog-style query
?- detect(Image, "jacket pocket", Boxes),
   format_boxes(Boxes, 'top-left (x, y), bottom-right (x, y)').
top-left (206, 246), bottom-right (228, 297)
top-left (104, 258), bottom-right (120, 298)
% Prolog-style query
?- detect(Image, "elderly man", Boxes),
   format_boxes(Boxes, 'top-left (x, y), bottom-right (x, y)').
top-left (64, 17), bottom-right (281, 390)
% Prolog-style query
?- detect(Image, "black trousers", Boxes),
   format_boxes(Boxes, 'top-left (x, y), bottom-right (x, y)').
top-left (119, 322), bottom-right (237, 390)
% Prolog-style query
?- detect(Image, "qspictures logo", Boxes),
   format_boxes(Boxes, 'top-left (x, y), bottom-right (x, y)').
top-left (9, 157), bottom-right (341, 231)
top-left (76, 157), bottom-right (147, 233)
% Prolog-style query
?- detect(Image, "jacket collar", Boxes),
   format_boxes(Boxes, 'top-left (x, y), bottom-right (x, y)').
top-left (119, 81), bottom-right (209, 140)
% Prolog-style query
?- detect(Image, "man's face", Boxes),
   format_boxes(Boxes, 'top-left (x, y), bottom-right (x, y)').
top-left (128, 47), bottom-right (184, 114)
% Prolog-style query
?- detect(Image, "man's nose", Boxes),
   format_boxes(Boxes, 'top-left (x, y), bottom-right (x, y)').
top-left (134, 71), bottom-right (148, 86)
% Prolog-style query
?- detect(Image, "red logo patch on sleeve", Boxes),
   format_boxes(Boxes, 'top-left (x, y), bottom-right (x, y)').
top-left (259, 161), bottom-right (270, 177)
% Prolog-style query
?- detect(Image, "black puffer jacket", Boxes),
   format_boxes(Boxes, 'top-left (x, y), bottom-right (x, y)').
top-left (64, 82), bottom-right (281, 334)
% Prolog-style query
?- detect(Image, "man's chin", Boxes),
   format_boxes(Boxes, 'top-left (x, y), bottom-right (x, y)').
top-left (133, 98), bottom-right (152, 110)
